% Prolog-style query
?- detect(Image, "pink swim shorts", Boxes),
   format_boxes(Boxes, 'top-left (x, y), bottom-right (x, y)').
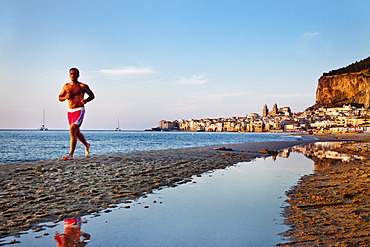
top-left (64, 217), bottom-right (82, 227)
top-left (67, 107), bottom-right (85, 126)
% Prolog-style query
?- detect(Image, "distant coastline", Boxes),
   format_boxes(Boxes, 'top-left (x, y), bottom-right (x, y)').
top-left (147, 104), bottom-right (370, 134)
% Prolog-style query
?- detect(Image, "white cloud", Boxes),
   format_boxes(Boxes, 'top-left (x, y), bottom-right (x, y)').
top-left (292, 32), bottom-right (320, 46)
top-left (290, 32), bottom-right (320, 54)
top-left (176, 75), bottom-right (207, 85)
top-left (300, 32), bottom-right (320, 40)
top-left (98, 66), bottom-right (156, 76)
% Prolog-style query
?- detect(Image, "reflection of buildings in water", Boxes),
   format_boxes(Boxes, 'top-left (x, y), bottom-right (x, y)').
top-left (278, 149), bottom-right (290, 159)
top-left (54, 217), bottom-right (90, 247)
top-left (279, 142), bottom-right (365, 171)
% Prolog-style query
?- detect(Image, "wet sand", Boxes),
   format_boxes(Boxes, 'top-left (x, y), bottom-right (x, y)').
top-left (0, 138), bottom-right (322, 241)
top-left (1, 133), bottom-right (370, 245)
top-left (278, 133), bottom-right (370, 246)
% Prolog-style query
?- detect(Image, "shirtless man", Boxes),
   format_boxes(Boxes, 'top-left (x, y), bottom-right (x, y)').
top-left (59, 68), bottom-right (95, 160)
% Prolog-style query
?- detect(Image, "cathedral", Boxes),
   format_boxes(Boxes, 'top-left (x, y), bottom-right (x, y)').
top-left (262, 103), bottom-right (291, 117)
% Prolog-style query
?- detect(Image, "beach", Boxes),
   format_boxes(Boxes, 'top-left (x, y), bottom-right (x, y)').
top-left (278, 134), bottom-right (370, 246)
top-left (1, 133), bottom-right (370, 245)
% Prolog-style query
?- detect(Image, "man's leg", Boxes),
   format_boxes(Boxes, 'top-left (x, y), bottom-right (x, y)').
top-left (76, 128), bottom-right (90, 156)
top-left (63, 124), bottom-right (90, 160)
top-left (63, 123), bottom-right (79, 160)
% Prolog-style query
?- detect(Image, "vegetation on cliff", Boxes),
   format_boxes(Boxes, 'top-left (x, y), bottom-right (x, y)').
top-left (323, 56), bottom-right (370, 76)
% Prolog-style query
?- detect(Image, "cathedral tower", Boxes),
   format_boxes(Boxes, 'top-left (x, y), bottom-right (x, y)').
top-left (262, 104), bottom-right (268, 117)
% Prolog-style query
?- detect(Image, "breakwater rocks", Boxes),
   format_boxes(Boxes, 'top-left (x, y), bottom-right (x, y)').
top-left (0, 147), bottom-right (255, 239)
top-left (279, 142), bottom-right (370, 246)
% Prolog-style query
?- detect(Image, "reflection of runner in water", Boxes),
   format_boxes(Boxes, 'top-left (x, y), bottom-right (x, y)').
top-left (54, 218), bottom-right (90, 247)
top-left (58, 68), bottom-right (95, 160)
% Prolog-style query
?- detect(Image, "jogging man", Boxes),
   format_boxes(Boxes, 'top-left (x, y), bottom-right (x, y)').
top-left (58, 68), bottom-right (95, 160)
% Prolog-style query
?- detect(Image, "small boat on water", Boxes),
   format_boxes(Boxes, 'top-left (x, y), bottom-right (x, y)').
top-left (38, 109), bottom-right (48, 131)
top-left (38, 124), bottom-right (48, 131)
top-left (114, 117), bottom-right (121, 131)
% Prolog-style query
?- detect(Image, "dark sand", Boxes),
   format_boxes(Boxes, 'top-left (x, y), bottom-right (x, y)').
top-left (1, 133), bottom-right (370, 246)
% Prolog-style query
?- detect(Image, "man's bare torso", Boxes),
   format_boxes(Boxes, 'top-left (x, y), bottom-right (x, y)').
top-left (62, 82), bottom-right (88, 109)
top-left (59, 68), bottom-right (94, 109)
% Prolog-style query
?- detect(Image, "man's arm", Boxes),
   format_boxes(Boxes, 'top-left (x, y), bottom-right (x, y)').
top-left (82, 84), bottom-right (95, 104)
top-left (58, 85), bottom-right (70, 102)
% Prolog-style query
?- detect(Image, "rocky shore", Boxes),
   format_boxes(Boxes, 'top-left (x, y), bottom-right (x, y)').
top-left (2, 133), bottom-right (370, 246)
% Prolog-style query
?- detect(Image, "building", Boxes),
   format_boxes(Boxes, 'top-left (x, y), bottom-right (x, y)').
top-left (159, 120), bottom-right (178, 130)
top-left (262, 104), bottom-right (268, 117)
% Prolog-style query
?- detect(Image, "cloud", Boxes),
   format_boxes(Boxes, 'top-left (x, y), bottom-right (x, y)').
top-left (176, 75), bottom-right (207, 85)
top-left (297, 32), bottom-right (320, 43)
top-left (302, 32), bottom-right (319, 38)
top-left (290, 32), bottom-right (320, 54)
top-left (98, 66), bottom-right (156, 76)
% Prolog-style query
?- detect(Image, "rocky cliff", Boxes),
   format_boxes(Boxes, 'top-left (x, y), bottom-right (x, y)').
top-left (315, 69), bottom-right (370, 108)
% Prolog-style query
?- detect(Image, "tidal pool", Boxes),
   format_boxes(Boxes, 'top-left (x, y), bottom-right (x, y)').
top-left (3, 151), bottom-right (316, 247)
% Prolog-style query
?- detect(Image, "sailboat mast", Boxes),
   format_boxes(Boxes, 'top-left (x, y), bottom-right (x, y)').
top-left (38, 109), bottom-right (48, 130)
top-left (43, 109), bottom-right (46, 125)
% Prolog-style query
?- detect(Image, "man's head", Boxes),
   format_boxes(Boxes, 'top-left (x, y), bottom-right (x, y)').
top-left (69, 68), bottom-right (79, 81)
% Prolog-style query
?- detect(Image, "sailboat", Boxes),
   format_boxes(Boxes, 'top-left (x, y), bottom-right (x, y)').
top-left (114, 117), bottom-right (121, 131)
top-left (38, 109), bottom-right (48, 131)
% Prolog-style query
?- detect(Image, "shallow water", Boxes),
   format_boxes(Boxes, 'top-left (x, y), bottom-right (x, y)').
top-left (2, 151), bottom-right (314, 247)
top-left (0, 130), bottom-right (313, 164)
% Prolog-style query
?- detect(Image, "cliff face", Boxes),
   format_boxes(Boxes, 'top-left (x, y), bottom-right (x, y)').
top-left (315, 69), bottom-right (370, 108)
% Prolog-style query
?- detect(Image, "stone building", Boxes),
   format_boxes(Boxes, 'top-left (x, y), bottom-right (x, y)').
top-left (159, 120), bottom-right (178, 130)
top-left (269, 103), bottom-right (278, 115)
top-left (262, 104), bottom-right (268, 117)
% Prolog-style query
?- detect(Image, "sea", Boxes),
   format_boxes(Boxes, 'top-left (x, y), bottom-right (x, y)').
top-left (0, 129), bottom-right (314, 164)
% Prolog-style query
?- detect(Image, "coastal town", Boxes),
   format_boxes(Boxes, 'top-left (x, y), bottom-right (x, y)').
top-left (148, 103), bottom-right (370, 134)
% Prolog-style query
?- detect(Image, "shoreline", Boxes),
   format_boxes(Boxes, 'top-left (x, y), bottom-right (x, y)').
top-left (278, 134), bottom-right (370, 246)
top-left (1, 133), bottom-right (370, 244)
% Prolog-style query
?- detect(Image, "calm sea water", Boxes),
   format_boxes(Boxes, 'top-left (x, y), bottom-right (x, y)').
top-left (0, 130), bottom-right (313, 164)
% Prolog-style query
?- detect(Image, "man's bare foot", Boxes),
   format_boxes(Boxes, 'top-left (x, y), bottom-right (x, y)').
top-left (85, 143), bottom-right (90, 157)
top-left (62, 155), bottom-right (73, 160)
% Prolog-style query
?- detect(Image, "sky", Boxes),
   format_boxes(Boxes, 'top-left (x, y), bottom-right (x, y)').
top-left (1, 0), bottom-right (369, 130)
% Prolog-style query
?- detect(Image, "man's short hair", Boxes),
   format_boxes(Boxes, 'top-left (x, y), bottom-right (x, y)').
top-left (69, 67), bottom-right (80, 76)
